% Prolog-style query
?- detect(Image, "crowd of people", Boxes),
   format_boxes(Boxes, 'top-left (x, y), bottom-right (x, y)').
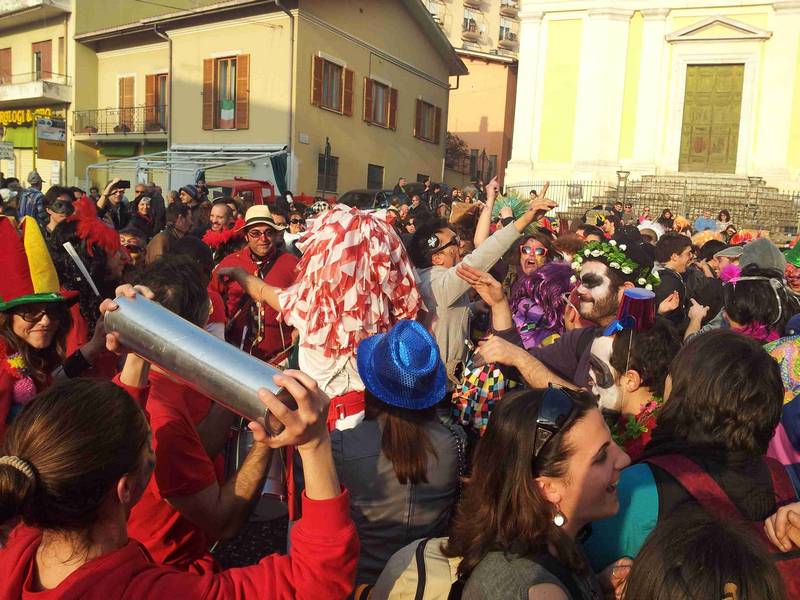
top-left (2, 167), bottom-right (800, 599)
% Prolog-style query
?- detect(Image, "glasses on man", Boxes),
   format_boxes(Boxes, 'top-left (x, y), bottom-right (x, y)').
top-left (521, 246), bottom-right (548, 257)
top-left (247, 228), bottom-right (275, 240)
top-left (533, 386), bottom-right (577, 460)
top-left (13, 304), bottom-right (67, 323)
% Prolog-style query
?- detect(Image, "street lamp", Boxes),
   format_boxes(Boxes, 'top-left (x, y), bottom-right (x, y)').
top-left (616, 170), bottom-right (630, 205)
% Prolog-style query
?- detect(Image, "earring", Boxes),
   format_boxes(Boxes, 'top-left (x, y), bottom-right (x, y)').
top-left (553, 505), bottom-right (567, 528)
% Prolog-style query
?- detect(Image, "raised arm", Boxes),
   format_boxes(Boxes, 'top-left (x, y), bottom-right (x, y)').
top-left (473, 176), bottom-right (499, 248)
top-left (216, 267), bottom-right (281, 312)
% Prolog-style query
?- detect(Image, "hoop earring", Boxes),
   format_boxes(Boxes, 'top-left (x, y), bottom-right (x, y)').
top-left (553, 505), bottom-right (567, 528)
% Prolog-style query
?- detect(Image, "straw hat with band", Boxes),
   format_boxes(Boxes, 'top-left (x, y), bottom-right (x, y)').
top-left (236, 205), bottom-right (286, 232)
top-left (0, 216), bottom-right (78, 312)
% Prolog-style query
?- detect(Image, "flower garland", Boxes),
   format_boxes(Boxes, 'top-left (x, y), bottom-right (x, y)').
top-left (571, 240), bottom-right (660, 290)
top-left (612, 395), bottom-right (663, 447)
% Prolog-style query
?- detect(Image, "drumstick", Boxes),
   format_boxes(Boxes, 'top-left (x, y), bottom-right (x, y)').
top-left (63, 242), bottom-right (100, 296)
top-left (540, 182), bottom-right (550, 198)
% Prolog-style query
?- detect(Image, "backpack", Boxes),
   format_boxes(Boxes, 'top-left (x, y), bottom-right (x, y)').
top-left (644, 454), bottom-right (800, 598)
top-left (358, 537), bottom-right (463, 600)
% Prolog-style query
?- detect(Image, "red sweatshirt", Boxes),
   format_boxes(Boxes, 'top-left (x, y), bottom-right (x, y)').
top-left (210, 250), bottom-right (298, 361)
top-left (0, 491), bottom-right (359, 600)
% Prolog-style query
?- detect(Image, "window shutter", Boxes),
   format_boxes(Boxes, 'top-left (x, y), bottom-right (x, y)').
top-left (311, 56), bottom-right (323, 106)
top-left (145, 74), bottom-right (156, 124)
top-left (434, 106), bottom-right (442, 144)
top-left (202, 58), bottom-right (214, 130)
top-left (414, 99), bottom-right (423, 139)
top-left (363, 78), bottom-right (373, 122)
top-left (235, 54), bottom-right (250, 129)
top-left (343, 68), bottom-right (354, 116)
top-left (0, 49), bottom-right (10, 84)
top-left (388, 87), bottom-right (398, 130)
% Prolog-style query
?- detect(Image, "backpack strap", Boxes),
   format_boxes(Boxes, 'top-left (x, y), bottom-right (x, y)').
top-left (765, 456), bottom-right (799, 506)
top-left (643, 455), bottom-right (743, 521)
top-left (414, 538), bottom-right (430, 600)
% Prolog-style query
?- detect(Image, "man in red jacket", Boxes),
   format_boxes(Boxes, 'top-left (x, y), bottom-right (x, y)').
top-left (212, 205), bottom-right (298, 361)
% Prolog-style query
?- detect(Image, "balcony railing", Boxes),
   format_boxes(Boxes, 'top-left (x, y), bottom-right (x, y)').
top-left (500, 0), bottom-right (519, 18)
top-left (0, 71), bottom-right (72, 86)
top-left (498, 30), bottom-right (518, 48)
top-left (463, 0), bottom-right (482, 9)
top-left (74, 105), bottom-right (168, 136)
top-left (462, 19), bottom-right (481, 42)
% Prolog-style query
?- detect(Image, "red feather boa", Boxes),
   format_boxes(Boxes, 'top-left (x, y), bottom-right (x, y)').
top-left (68, 198), bottom-right (121, 257)
top-left (202, 219), bottom-right (245, 249)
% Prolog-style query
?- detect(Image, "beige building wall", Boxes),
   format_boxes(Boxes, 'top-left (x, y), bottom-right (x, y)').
top-left (293, 0), bottom-right (451, 195)
top-left (169, 12), bottom-right (292, 148)
top-left (95, 44), bottom-right (168, 109)
top-left (0, 21), bottom-right (68, 76)
top-left (447, 55), bottom-right (516, 182)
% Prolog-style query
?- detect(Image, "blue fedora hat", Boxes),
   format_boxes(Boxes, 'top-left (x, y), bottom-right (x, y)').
top-left (356, 320), bottom-right (446, 410)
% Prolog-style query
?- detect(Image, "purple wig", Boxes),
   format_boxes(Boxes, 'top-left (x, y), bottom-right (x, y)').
top-left (509, 261), bottom-right (573, 349)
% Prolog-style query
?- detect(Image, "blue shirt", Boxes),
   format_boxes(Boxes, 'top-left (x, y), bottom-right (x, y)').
top-left (694, 217), bottom-right (716, 232)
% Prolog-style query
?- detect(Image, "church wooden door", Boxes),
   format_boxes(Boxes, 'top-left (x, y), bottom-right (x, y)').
top-left (679, 64), bottom-right (744, 173)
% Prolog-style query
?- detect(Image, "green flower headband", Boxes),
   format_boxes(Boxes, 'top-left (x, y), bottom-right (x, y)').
top-left (571, 240), bottom-right (660, 290)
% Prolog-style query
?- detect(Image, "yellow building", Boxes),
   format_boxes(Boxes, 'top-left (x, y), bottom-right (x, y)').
top-left (0, 0), bottom-right (74, 185)
top-left (425, 0), bottom-right (519, 184)
top-left (71, 0), bottom-right (466, 196)
top-left (506, 1), bottom-right (800, 191)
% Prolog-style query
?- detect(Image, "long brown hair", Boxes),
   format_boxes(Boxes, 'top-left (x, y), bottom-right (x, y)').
top-left (0, 304), bottom-right (72, 387)
top-left (364, 390), bottom-right (438, 485)
top-left (0, 378), bottom-right (149, 532)
top-left (443, 388), bottom-right (595, 578)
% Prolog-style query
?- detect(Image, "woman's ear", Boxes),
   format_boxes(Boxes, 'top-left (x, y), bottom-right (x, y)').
top-left (116, 473), bottom-right (135, 505)
top-left (535, 476), bottom-right (563, 506)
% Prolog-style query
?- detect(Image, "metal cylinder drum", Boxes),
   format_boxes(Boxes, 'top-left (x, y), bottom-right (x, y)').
top-left (105, 294), bottom-right (289, 431)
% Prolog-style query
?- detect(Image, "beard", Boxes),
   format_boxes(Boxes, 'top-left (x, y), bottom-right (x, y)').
top-left (580, 289), bottom-right (619, 323)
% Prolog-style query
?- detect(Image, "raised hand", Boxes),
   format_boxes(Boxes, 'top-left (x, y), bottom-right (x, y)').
top-left (101, 284), bottom-right (155, 354)
top-left (456, 263), bottom-right (506, 307)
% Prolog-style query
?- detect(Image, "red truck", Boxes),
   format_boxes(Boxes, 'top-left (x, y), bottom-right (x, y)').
top-left (205, 177), bottom-right (276, 205)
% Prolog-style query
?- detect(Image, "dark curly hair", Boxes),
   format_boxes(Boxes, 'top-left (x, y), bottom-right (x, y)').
top-left (610, 318), bottom-right (680, 397)
top-left (48, 220), bottom-right (117, 336)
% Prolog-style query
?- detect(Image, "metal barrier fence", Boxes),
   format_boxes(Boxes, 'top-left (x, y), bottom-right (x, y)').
top-left (507, 176), bottom-right (800, 237)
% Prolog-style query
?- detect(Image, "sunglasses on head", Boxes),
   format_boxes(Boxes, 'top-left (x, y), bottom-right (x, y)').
top-left (13, 303), bottom-right (67, 323)
top-left (533, 385), bottom-right (577, 461)
top-left (521, 246), bottom-right (547, 257)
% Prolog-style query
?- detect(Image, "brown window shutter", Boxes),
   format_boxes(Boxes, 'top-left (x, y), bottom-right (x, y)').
top-left (414, 99), bottom-right (423, 139)
top-left (235, 54), bottom-right (250, 129)
top-left (311, 55), bottom-right (323, 106)
top-left (434, 106), bottom-right (442, 144)
top-left (33, 40), bottom-right (52, 77)
top-left (0, 49), bottom-right (10, 84)
top-left (202, 58), bottom-right (214, 130)
top-left (145, 74), bottom-right (156, 124)
top-left (343, 68), bottom-right (354, 116)
top-left (388, 87), bottom-right (398, 130)
top-left (363, 78), bottom-right (373, 122)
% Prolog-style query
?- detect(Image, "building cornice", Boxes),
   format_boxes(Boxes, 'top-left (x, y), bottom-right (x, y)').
top-left (586, 8), bottom-right (634, 20)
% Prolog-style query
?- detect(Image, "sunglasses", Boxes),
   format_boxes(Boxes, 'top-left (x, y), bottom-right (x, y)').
top-left (13, 304), bottom-right (67, 323)
top-left (289, 218), bottom-right (305, 225)
top-left (428, 234), bottom-right (460, 253)
top-left (521, 246), bottom-right (547, 257)
top-left (49, 199), bottom-right (75, 215)
top-left (533, 386), bottom-right (577, 460)
top-left (247, 228), bottom-right (276, 239)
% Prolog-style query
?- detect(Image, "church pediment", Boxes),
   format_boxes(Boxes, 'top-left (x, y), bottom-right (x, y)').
top-left (666, 16), bottom-right (772, 43)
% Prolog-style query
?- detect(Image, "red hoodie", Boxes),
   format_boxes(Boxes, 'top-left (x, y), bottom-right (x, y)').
top-left (0, 491), bottom-right (358, 600)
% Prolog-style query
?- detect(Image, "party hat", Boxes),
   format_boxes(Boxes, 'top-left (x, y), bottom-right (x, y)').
top-left (603, 288), bottom-right (656, 336)
top-left (0, 216), bottom-right (75, 311)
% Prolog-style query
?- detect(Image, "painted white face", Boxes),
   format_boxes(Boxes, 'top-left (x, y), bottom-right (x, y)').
top-left (577, 262), bottom-right (617, 323)
top-left (588, 335), bottom-right (622, 412)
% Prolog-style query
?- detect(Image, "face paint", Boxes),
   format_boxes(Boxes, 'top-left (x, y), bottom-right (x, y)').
top-left (577, 262), bottom-right (618, 322)
top-left (588, 335), bottom-right (622, 412)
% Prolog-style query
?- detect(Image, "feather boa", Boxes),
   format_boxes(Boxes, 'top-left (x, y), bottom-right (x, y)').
top-left (202, 219), bottom-right (245, 249)
top-left (277, 205), bottom-right (423, 358)
top-left (68, 198), bottom-right (120, 257)
top-left (719, 263), bottom-right (742, 283)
